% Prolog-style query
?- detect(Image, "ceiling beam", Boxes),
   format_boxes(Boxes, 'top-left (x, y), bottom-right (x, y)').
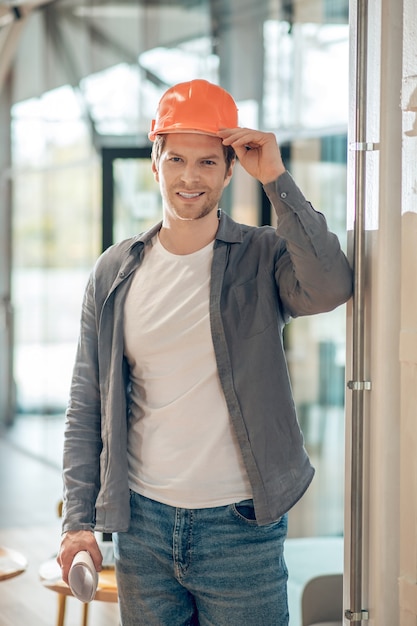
top-left (0, 0), bottom-right (56, 91)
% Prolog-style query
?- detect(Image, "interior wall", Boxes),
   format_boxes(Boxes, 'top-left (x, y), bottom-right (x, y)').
top-left (344, 0), bottom-right (403, 623)
top-left (399, 0), bottom-right (417, 622)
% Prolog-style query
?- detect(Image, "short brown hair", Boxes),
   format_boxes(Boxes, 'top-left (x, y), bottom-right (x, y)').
top-left (151, 134), bottom-right (235, 174)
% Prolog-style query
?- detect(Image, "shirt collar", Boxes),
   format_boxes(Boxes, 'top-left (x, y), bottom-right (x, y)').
top-left (127, 210), bottom-right (243, 253)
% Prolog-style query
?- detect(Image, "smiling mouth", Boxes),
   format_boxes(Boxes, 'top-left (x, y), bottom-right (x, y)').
top-left (177, 192), bottom-right (204, 199)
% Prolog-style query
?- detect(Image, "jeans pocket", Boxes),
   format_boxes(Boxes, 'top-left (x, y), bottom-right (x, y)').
top-left (231, 499), bottom-right (258, 525)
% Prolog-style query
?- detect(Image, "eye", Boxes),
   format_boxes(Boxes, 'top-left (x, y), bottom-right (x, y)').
top-left (170, 156), bottom-right (182, 163)
top-left (202, 159), bottom-right (216, 166)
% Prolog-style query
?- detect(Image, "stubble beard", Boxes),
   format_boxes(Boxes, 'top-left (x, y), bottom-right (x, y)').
top-left (170, 192), bottom-right (220, 222)
top-left (173, 204), bottom-right (216, 221)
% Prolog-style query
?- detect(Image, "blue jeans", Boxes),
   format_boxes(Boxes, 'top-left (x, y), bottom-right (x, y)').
top-left (113, 491), bottom-right (289, 626)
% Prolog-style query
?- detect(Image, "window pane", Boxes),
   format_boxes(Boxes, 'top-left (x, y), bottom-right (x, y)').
top-left (113, 158), bottom-right (162, 242)
top-left (12, 88), bottom-right (101, 412)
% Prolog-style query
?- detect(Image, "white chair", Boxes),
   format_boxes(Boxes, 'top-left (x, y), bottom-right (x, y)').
top-left (301, 573), bottom-right (343, 626)
top-left (0, 546), bottom-right (27, 582)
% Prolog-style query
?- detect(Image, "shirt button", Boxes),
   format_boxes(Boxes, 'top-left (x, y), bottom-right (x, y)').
top-left (119, 271), bottom-right (125, 278)
top-left (280, 192), bottom-right (288, 199)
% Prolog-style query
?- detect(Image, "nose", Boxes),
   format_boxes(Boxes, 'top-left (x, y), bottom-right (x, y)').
top-left (180, 163), bottom-right (200, 185)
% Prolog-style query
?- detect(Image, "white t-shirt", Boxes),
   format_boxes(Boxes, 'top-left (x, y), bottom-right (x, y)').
top-left (123, 235), bottom-right (252, 508)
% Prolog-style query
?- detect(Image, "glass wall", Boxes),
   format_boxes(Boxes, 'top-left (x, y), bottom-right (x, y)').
top-left (9, 0), bottom-right (349, 537)
top-left (283, 135), bottom-right (348, 537)
top-left (108, 152), bottom-right (162, 245)
top-left (11, 88), bottom-right (101, 412)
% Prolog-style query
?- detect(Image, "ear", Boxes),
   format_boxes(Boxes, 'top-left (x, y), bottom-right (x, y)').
top-left (223, 159), bottom-right (235, 189)
top-left (152, 160), bottom-right (159, 183)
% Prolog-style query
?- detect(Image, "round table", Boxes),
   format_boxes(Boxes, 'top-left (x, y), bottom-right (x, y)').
top-left (0, 546), bottom-right (28, 581)
top-left (39, 558), bottom-right (118, 626)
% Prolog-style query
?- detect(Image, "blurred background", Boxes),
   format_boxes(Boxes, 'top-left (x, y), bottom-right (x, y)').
top-left (1, 0), bottom-right (349, 536)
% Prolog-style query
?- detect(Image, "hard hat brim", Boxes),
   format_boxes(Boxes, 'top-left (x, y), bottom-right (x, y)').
top-left (148, 127), bottom-right (221, 142)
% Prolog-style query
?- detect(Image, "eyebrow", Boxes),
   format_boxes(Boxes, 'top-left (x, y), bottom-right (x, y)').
top-left (166, 150), bottom-right (222, 160)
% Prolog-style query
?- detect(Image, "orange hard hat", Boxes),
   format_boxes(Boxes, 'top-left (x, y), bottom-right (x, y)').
top-left (148, 79), bottom-right (238, 141)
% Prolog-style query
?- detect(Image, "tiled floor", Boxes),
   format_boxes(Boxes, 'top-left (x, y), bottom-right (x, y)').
top-left (0, 414), bottom-right (120, 626)
top-left (0, 409), bottom-right (345, 625)
top-left (0, 415), bottom-right (64, 530)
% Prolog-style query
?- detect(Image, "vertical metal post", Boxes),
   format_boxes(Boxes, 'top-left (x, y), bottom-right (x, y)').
top-left (346, 0), bottom-right (371, 623)
top-left (0, 72), bottom-right (15, 426)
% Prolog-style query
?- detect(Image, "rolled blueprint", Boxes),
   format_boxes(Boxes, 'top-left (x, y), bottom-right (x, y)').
top-left (68, 550), bottom-right (98, 602)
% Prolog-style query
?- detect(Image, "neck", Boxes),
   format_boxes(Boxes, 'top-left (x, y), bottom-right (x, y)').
top-left (159, 212), bottom-right (220, 255)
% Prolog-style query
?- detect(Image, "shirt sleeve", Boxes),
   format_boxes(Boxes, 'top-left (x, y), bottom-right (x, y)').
top-left (61, 273), bottom-right (102, 533)
top-left (263, 171), bottom-right (353, 317)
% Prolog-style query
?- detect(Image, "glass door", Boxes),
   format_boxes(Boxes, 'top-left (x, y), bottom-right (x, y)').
top-left (283, 134), bottom-right (348, 539)
top-left (101, 147), bottom-right (162, 250)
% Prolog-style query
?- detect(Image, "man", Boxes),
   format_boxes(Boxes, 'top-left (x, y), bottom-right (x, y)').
top-left (58, 79), bottom-right (352, 625)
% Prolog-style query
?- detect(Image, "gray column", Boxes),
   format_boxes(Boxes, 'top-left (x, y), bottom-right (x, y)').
top-left (0, 72), bottom-right (15, 426)
top-left (216, 0), bottom-right (266, 111)
top-left (214, 0), bottom-right (267, 221)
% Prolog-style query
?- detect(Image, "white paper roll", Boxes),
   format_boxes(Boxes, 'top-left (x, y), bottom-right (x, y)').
top-left (68, 550), bottom-right (98, 603)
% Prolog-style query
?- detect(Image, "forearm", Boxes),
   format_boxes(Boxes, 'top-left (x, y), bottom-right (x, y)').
top-left (61, 274), bottom-right (102, 532)
top-left (265, 171), bottom-right (353, 315)
top-left (62, 417), bottom-right (102, 532)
